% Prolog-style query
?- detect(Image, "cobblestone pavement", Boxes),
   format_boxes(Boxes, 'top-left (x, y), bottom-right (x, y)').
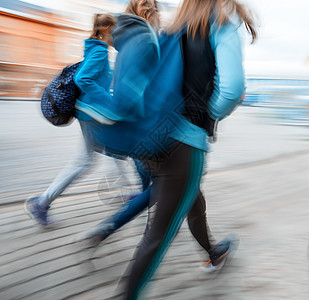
top-left (0, 101), bottom-right (309, 299)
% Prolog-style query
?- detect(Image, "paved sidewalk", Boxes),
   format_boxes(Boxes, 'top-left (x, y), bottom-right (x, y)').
top-left (1, 101), bottom-right (309, 204)
top-left (0, 151), bottom-right (308, 299)
top-left (0, 102), bottom-right (309, 299)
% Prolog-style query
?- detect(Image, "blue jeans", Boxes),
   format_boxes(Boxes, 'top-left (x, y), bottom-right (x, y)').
top-left (97, 188), bottom-right (151, 239)
top-left (134, 159), bottom-right (151, 191)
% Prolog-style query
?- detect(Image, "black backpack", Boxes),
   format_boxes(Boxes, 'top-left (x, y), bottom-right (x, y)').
top-left (41, 62), bottom-right (81, 126)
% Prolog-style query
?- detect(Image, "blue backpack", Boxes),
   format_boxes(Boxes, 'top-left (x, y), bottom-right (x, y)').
top-left (41, 62), bottom-right (81, 126)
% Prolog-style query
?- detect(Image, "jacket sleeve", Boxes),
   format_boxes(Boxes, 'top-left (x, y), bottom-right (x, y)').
top-left (74, 47), bottom-right (111, 103)
top-left (208, 22), bottom-right (245, 121)
top-left (111, 40), bottom-right (160, 121)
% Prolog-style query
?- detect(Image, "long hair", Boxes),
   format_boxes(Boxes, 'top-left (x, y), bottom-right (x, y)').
top-left (89, 14), bottom-right (116, 40)
top-left (168, 0), bottom-right (257, 43)
top-left (125, 0), bottom-right (160, 28)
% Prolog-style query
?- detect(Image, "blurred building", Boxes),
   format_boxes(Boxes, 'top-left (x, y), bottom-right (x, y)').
top-left (0, 0), bottom-right (127, 99)
top-left (0, 0), bottom-right (89, 99)
top-left (0, 0), bottom-right (176, 99)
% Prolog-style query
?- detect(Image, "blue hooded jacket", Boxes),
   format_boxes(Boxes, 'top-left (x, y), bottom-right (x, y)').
top-left (78, 16), bottom-right (245, 158)
top-left (79, 15), bottom-right (185, 159)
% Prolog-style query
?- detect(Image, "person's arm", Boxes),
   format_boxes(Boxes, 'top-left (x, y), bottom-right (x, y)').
top-left (74, 47), bottom-right (111, 104)
top-left (208, 22), bottom-right (245, 121)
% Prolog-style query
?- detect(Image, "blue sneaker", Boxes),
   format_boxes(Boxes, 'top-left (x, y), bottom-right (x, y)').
top-left (200, 234), bottom-right (239, 273)
top-left (24, 196), bottom-right (50, 226)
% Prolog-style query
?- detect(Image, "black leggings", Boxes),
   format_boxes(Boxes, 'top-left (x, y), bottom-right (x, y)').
top-left (187, 190), bottom-right (212, 252)
top-left (120, 142), bottom-right (209, 299)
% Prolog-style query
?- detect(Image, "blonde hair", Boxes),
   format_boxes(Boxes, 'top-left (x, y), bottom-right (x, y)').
top-left (168, 0), bottom-right (257, 43)
top-left (89, 13), bottom-right (116, 40)
top-left (125, 0), bottom-right (160, 27)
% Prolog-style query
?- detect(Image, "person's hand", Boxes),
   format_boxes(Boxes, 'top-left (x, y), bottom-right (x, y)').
top-left (208, 118), bottom-right (218, 144)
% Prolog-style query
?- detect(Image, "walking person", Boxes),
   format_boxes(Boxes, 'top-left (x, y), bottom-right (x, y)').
top-left (75, 0), bottom-right (215, 257)
top-left (75, 0), bottom-right (249, 274)
top-left (25, 14), bottom-right (148, 226)
top-left (101, 0), bottom-right (257, 298)
top-left (79, 0), bottom-right (253, 277)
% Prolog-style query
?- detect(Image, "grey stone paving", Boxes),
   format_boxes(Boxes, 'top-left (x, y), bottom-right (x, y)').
top-left (0, 101), bottom-right (309, 299)
top-left (1, 101), bottom-right (309, 204)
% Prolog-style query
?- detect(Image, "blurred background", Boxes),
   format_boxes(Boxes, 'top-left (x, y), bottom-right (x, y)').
top-left (0, 1), bottom-right (309, 300)
top-left (0, 0), bottom-right (176, 99)
top-left (1, 0), bottom-right (309, 122)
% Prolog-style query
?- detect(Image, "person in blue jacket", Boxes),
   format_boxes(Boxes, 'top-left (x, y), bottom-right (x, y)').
top-left (24, 13), bottom-right (150, 225)
top-left (78, 0), bottom-right (256, 298)
top-left (71, 0), bottom-right (257, 298)
top-left (80, 0), bottom-right (253, 242)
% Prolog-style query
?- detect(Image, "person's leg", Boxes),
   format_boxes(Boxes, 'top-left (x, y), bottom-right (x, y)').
top-left (187, 179), bottom-right (236, 273)
top-left (25, 136), bottom-right (95, 225)
top-left (79, 158), bottom-right (152, 247)
top-left (38, 136), bottom-right (94, 209)
top-left (187, 191), bottom-right (212, 253)
top-left (188, 155), bottom-right (235, 273)
top-left (121, 143), bottom-right (204, 299)
top-left (83, 188), bottom-right (151, 245)
top-left (133, 159), bottom-right (151, 191)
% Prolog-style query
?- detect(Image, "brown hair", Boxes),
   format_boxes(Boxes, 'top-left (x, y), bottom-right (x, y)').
top-left (168, 0), bottom-right (257, 43)
top-left (89, 13), bottom-right (116, 40)
top-left (125, 0), bottom-right (160, 27)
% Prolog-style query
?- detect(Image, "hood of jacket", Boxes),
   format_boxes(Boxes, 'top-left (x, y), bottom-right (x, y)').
top-left (112, 14), bottom-right (155, 51)
top-left (83, 39), bottom-right (108, 57)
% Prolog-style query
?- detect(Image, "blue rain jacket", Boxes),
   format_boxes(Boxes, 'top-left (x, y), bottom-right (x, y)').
top-left (79, 15), bottom-right (185, 159)
top-left (77, 15), bottom-right (245, 158)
